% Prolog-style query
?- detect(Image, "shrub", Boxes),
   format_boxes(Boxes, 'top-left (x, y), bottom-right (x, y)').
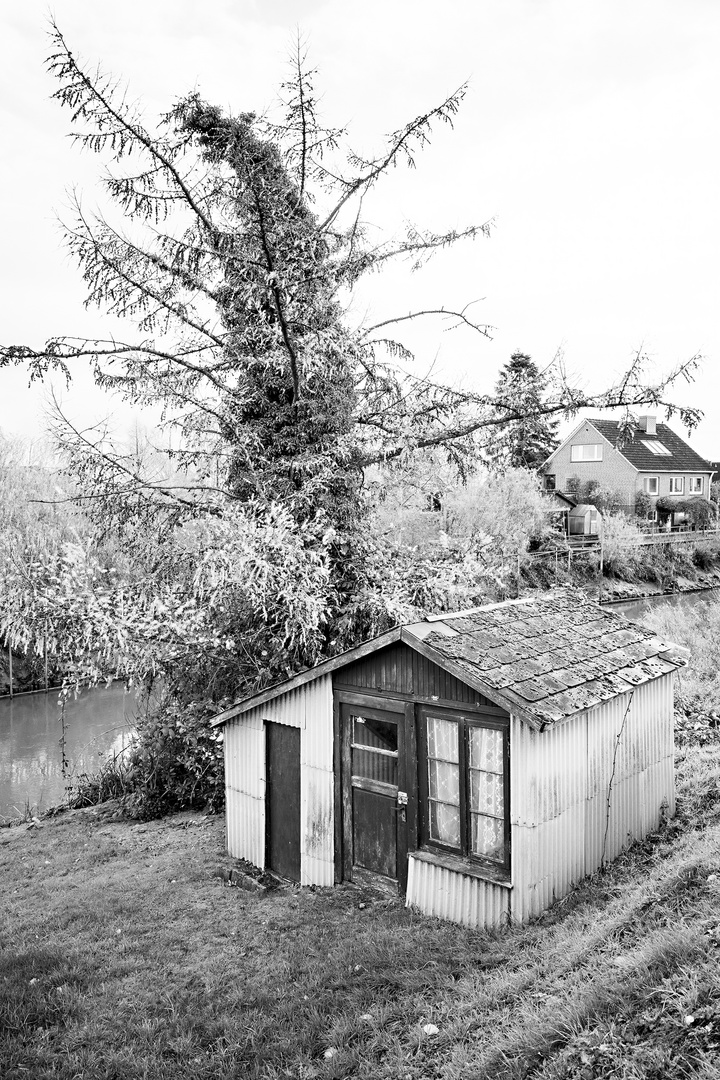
top-left (67, 695), bottom-right (226, 819)
top-left (634, 490), bottom-right (653, 520)
top-left (682, 497), bottom-right (715, 529)
top-left (601, 514), bottom-right (642, 579)
top-left (693, 544), bottom-right (716, 570)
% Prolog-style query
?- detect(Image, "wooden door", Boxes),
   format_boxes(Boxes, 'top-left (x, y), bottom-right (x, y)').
top-left (265, 722), bottom-right (301, 881)
top-left (340, 703), bottom-right (407, 890)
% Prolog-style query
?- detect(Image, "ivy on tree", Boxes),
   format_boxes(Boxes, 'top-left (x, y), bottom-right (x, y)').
top-left (0, 24), bottom-right (707, 813)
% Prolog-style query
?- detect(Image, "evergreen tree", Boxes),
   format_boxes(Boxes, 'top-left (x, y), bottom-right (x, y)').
top-left (486, 352), bottom-right (560, 471)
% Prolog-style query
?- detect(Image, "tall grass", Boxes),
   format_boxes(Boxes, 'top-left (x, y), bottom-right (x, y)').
top-left (642, 599), bottom-right (720, 714)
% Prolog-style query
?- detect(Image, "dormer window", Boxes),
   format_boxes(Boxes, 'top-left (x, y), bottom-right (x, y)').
top-left (641, 440), bottom-right (672, 456)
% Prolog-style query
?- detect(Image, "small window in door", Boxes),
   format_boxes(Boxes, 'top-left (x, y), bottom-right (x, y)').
top-left (351, 715), bottom-right (398, 785)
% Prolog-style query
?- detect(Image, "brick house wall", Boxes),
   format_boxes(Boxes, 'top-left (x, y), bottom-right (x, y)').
top-left (544, 420), bottom-right (713, 517)
top-left (545, 422), bottom-right (637, 503)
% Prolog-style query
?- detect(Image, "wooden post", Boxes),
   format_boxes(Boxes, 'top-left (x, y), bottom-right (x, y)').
top-left (8, 643), bottom-right (12, 699)
top-left (599, 533), bottom-right (604, 602)
top-left (44, 624), bottom-right (49, 692)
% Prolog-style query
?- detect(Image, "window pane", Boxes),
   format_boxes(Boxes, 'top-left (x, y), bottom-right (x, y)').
top-left (570, 444), bottom-right (602, 462)
top-left (471, 813), bottom-right (505, 860)
top-left (429, 758), bottom-right (460, 804)
top-left (353, 716), bottom-right (397, 752)
top-left (426, 716), bottom-right (461, 847)
top-left (427, 716), bottom-right (459, 762)
top-left (469, 769), bottom-right (504, 818)
top-left (430, 800), bottom-right (461, 847)
top-left (352, 747), bottom-right (397, 785)
top-left (468, 726), bottom-right (503, 774)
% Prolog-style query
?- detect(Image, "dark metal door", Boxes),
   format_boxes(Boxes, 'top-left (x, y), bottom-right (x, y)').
top-left (266, 722), bottom-right (301, 881)
top-left (340, 703), bottom-right (407, 889)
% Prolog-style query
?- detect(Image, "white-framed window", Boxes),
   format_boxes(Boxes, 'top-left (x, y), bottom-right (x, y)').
top-left (648, 510), bottom-right (658, 522)
top-left (689, 477), bottom-right (704, 494)
top-left (669, 477), bottom-right (684, 494)
top-left (570, 444), bottom-right (603, 462)
top-left (419, 708), bottom-right (510, 874)
top-left (643, 476), bottom-right (659, 495)
top-left (641, 440), bottom-right (672, 456)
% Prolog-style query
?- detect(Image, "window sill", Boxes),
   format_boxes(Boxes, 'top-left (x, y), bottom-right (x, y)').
top-left (410, 849), bottom-right (512, 889)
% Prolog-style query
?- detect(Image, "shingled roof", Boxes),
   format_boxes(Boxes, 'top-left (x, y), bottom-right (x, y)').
top-left (587, 418), bottom-right (712, 474)
top-left (415, 590), bottom-right (687, 728)
top-left (212, 590), bottom-right (687, 732)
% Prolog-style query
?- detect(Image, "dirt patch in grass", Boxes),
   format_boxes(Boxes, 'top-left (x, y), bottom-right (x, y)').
top-left (2, 748), bottom-right (720, 1079)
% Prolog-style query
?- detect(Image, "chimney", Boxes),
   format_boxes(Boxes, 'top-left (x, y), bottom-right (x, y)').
top-left (638, 415), bottom-right (656, 435)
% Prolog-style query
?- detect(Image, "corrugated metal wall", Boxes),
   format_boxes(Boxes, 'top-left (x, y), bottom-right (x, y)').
top-left (511, 675), bottom-right (674, 923)
top-left (224, 673), bottom-right (335, 886)
top-left (406, 856), bottom-right (511, 928)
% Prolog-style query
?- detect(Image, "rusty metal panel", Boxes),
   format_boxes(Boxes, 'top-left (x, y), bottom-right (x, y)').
top-left (300, 675), bottom-right (334, 885)
top-left (300, 674), bottom-right (334, 769)
top-left (224, 715), bottom-right (265, 867)
top-left (511, 674), bottom-right (676, 919)
top-left (224, 674), bottom-right (335, 885)
top-left (406, 855), bottom-right (511, 928)
top-left (240, 683), bottom-right (308, 729)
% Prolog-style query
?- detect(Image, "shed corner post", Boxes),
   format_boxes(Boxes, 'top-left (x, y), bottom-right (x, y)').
top-left (332, 694), bottom-right (343, 884)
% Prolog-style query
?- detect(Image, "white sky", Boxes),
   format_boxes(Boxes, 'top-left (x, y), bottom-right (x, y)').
top-left (1, 0), bottom-right (719, 457)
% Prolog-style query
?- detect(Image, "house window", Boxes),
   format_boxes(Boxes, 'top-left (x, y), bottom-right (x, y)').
top-left (689, 477), bottom-right (704, 494)
top-left (643, 477), bottom-right (659, 495)
top-left (669, 477), bottom-right (684, 494)
top-left (419, 709), bottom-right (510, 873)
top-left (544, 474), bottom-right (556, 491)
top-left (641, 440), bottom-right (672, 456)
top-left (570, 444), bottom-right (603, 462)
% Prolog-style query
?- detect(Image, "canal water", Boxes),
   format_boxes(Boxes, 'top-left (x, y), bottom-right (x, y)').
top-left (0, 684), bottom-right (137, 822)
top-left (605, 588), bottom-right (720, 624)
top-left (2, 589), bottom-right (717, 822)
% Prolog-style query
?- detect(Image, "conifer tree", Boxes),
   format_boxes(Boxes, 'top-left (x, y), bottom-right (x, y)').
top-left (485, 352), bottom-right (560, 471)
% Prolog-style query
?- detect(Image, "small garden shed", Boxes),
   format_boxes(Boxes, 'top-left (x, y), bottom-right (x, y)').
top-left (568, 503), bottom-right (601, 536)
top-left (212, 590), bottom-right (686, 928)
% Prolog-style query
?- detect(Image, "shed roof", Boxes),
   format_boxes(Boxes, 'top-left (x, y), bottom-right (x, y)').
top-left (212, 590), bottom-right (687, 732)
top-left (587, 419), bottom-right (712, 474)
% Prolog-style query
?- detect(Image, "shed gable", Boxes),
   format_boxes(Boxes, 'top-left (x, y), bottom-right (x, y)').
top-left (334, 641), bottom-right (497, 708)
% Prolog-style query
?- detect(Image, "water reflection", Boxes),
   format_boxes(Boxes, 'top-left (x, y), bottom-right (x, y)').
top-left (608, 588), bottom-right (720, 624)
top-left (0, 684), bottom-right (136, 821)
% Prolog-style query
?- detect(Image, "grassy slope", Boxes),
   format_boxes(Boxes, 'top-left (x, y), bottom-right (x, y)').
top-left (1, 747), bottom-right (720, 1080)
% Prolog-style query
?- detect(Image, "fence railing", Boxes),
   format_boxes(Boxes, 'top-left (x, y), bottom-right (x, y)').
top-left (522, 527), bottom-right (720, 567)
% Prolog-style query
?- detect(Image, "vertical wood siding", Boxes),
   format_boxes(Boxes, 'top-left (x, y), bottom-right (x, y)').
top-left (224, 674), bottom-right (335, 885)
top-left (511, 675), bottom-right (675, 923)
top-left (335, 643), bottom-right (496, 707)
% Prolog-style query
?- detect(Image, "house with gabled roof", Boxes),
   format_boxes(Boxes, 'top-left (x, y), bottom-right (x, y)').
top-left (211, 590), bottom-right (686, 929)
top-left (542, 416), bottom-right (713, 522)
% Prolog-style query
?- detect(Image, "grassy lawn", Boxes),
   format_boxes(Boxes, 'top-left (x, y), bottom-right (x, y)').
top-left (2, 745), bottom-right (720, 1080)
